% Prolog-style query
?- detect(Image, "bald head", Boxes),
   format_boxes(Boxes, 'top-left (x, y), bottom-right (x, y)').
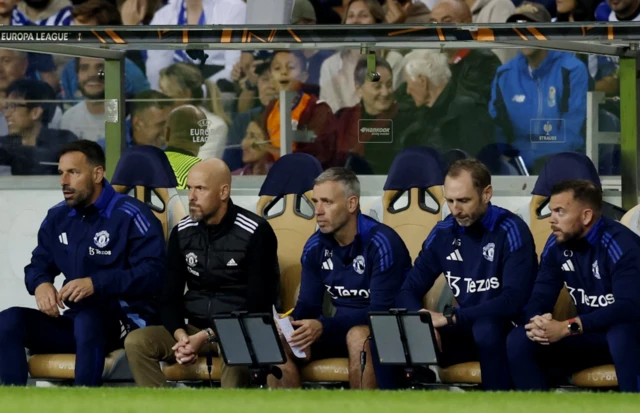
top-left (190, 158), bottom-right (231, 188)
top-left (431, 0), bottom-right (472, 23)
top-left (186, 158), bottom-right (232, 225)
top-left (165, 104), bottom-right (208, 149)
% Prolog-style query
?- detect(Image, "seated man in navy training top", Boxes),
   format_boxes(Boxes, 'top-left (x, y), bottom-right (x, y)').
top-left (0, 140), bottom-right (166, 387)
top-left (396, 159), bottom-right (538, 391)
top-left (507, 179), bottom-right (640, 392)
top-left (268, 167), bottom-right (412, 390)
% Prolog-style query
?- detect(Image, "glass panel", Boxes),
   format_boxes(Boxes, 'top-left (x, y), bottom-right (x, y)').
top-left (0, 50), bottom-right (109, 176)
top-left (0, 44), bottom-right (620, 180)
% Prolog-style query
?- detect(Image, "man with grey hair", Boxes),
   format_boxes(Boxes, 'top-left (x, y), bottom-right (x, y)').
top-left (400, 50), bottom-right (494, 158)
top-left (268, 167), bottom-right (411, 390)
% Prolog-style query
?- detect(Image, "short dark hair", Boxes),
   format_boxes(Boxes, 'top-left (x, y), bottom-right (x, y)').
top-left (354, 56), bottom-right (392, 87)
top-left (550, 179), bottom-right (602, 213)
top-left (58, 140), bottom-right (106, 169)
top-left (130, 90), bottom-right (172, 117)
top-left (446, 159), bottom-right (491, 193)
top-left (6, 79), bottom-right (57, 124)
top-left (72, 0), bottom-right (121, 25)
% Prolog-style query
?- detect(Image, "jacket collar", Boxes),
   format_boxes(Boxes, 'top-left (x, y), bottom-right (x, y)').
top-left (584, 216), bottom-right (605, 246)
top-left (201, 199), bottom-right (237, 234)
top-left (68, 178), bottom-right (116, 216)
top-left (456, 203), bottom-right (500, 233)
top-left (318, 212), bottom-right (375, 257)
top-left (518, 50), bottom-right (562, 79)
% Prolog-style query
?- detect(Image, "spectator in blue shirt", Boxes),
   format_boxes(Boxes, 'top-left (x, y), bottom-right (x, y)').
top-left (396, 159), bottom-right (538, 391)
top-left (490, 3), bottom-right (588, 173)
top-left (269, 167), bottom-right (411, 390)
top-left (507, 179), bottom-right (640, 392)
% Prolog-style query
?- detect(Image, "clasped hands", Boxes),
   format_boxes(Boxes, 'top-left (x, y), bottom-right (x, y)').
top-left (525, 313), bottom-right (573, 345)
top-left (172, 330), bottom-right (211, 365)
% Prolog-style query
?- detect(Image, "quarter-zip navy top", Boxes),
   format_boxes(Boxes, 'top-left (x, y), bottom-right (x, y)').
top-left (396, 203), bottom-right (538, 326)
top-left (524, 216), bottom-right (640, 332)
top-left (24, 179), bottom-right (166, 328)
top-left (292, 213), bottom-right (412, 338)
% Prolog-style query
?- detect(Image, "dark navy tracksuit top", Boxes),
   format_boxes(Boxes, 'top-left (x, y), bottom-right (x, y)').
top-left (292, 213), bottom-right (412, 338)
top-left (524, 216), bottom-right (640, 331)
top-left (396, 204), bottom-right (538, 325)
top-left (24, 179), bottom-right (166, 329)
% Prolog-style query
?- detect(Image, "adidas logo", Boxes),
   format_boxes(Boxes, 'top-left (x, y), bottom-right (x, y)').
top-left (561, 260), bottom-right (575, 272)
top-left (227, 258), bottom-right (238, 267)
top-left (446, 249), bottom-right (463, 261)
top-left (321, 259), bottom-right (334, 270)
top-left (58, 232), bottom-right (68, 245)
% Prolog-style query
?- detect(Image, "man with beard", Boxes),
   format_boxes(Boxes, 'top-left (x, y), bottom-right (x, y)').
top-left (124, 158), bottom-right (280, 388)
top-left (60, 57), bottom-right (107, 143)
top-left (396, 159), bottom-right (538, 391)
top-left (608, 0), bottom-right (640, 21)
top-left (507, 180), bottom-right (640, 393)
top-left (0, 140), bottom-right (166, 387)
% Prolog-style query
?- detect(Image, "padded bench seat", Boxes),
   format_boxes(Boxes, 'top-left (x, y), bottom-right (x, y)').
top-left (572, 364), bottom-right (617, 387)
top-left (438, 362), bottom-right (482, 385)
top-left (161, 356), bottom-right (349, 383)
top-left (28, 349), bottom-right (131, 381)
top-left (437, 361), bottom-right (618, 389)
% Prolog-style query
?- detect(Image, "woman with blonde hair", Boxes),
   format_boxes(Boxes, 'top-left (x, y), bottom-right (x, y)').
top-left (159, 62), bottom-right (231, 160)
top-left (318, 0), bottom-right (407, 113)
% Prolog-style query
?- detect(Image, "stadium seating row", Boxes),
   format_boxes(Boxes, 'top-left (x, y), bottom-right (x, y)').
top-left (26, 146), bottom-right (632, 390)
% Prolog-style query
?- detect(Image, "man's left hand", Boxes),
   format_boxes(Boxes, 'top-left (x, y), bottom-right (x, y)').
top-left (527, 314), bottom-right (569, 344)
top-left (173, 332), bottom-right (207, 365)
top-left (289, 319), bottom-right (323, 350)
top-left (59, 278), bottom-right (95, 303)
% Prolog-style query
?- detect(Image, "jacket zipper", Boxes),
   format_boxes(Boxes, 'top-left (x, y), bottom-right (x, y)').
top-left (74, 214), bottom-right (86, 282)
top-left (205, 229), bottom-right (211, 323)
top-left (536, 78), bottom-right (543, 119)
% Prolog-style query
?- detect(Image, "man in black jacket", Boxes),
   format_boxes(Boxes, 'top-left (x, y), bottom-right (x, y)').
top-left (124, 158), bottom-right (280, 388)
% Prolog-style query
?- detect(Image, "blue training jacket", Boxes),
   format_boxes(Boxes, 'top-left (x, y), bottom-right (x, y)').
top-left (396, 204), bottom-right (538, 326)
top-left (489, 50), bottom-right (588, 170)
top-left (524, 216), bottom-right (640, 332)
top-left (292, 213), bottom-right (412, 339)
top-left (24, 179), bottom-right (166, 330)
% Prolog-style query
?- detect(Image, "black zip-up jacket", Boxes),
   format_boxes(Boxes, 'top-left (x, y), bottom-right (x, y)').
top-left (160, 200), bottom-right (280, 335)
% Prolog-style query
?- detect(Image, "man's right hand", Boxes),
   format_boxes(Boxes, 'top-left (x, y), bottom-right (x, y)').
top-left (35, 282), bottom-right (64, 318)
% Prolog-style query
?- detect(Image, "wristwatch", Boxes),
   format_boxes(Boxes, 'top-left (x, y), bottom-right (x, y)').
top-left (203, 328), bottom-right (216, 344)
top-left (568, 318), bottom-right (581, 335)
top-left (443, 305), bottom-right (456, 326)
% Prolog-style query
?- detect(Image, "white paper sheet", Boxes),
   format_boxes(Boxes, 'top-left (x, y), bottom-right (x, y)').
top-left (273, 306), bottom-right (306, 359)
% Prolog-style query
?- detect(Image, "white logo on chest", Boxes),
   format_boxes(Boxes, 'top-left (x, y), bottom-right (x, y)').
top-left (185, 252), bottom-right (198, 267)
top-left (483, 243), bottom-right (495, 262)
top-left (353, 255), bottom-right (365, 274)
top-left (94, 230), bottom-right (109, 248)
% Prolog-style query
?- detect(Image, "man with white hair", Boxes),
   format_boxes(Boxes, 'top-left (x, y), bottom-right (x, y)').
top-left (400, 50), bottom-right (493, 158)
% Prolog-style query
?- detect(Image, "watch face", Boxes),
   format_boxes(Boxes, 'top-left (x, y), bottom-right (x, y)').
top-left (570, 322), bottom-right (580, 333)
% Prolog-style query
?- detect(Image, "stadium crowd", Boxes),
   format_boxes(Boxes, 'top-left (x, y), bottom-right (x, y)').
top-left (0, 0), bottom-right (632, 178)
